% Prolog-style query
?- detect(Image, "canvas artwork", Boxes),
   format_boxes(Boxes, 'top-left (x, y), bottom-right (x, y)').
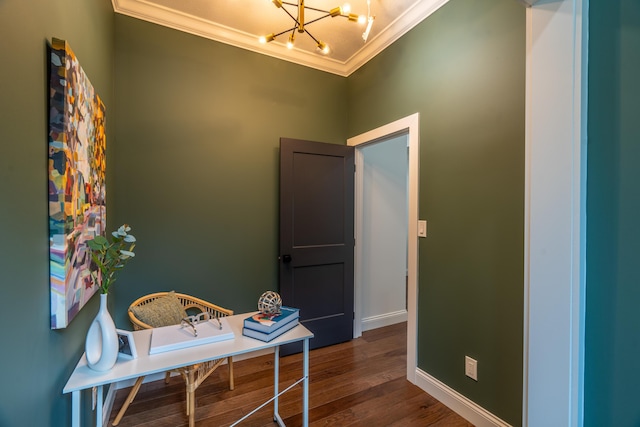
top-left (49, 38), bottom-right (106, 329)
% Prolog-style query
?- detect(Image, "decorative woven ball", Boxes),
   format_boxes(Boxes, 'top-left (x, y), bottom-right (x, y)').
top-left (258, 291), bottom-right (282, 316)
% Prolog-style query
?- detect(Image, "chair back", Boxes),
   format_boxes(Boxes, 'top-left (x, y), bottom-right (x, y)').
top-left (128, 292), bottom-right (233, 331)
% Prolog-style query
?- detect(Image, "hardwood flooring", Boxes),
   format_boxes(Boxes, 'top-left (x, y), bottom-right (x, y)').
top-left (109, 322), bottom-right (473, 427)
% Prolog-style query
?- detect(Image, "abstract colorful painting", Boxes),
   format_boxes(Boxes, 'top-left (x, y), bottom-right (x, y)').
top-left (49, 38), bottom-right (106, 329)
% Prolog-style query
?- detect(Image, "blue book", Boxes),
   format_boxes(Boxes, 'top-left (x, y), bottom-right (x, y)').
top-left (242, 319), bottom-right (299, 342)
top-left (243, 307), bottom-right (300, 333)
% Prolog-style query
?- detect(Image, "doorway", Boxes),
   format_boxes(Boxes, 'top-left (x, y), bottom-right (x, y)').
top-left (348, 113), bottom-right (419, 383)
top-left (357, 135), bottom-right (408, 332)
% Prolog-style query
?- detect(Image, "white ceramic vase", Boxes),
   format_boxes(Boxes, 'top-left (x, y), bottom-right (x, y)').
top-left (85, 293), bottom-right (118, 371)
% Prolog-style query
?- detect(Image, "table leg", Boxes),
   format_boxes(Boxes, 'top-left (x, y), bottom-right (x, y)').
top-left (188, 370), bottom-right (196, 427)
top-left (228, 356), bottom-right (235, 390)
top-left (303, 338), bottom-right (309, 427)
top-left (274, 345), bottom-right (280, 421)
top-left (96, 385), bottom-right (103, 427)
top-left (71, 391), bottom-right (80, 427)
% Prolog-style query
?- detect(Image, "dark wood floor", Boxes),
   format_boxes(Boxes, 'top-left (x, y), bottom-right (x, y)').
top-left (109, 322), bottom-right (473, 427)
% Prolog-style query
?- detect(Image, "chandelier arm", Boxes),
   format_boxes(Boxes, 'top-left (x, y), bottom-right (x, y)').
top-left (303, 13), bottom-right (331, 26)
top-left (301, 5), bottom-right (331, 13)
top-left (280, 5), bottom-right (301, 24)
top-left (281, 2), bottom-right (331, 17)
top-left (303, 28), bottom-right (320, 45)
top-left (274, 26), bottom-right (298, 38)
top-left (277, 6), bottom-right (331, 31)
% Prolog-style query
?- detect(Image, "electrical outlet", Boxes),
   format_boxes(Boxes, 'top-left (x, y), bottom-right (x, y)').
top-left (465, 356), bottom-right (478, 381)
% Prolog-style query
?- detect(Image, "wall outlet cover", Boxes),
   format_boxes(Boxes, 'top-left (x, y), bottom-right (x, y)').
top-left (465, 356), bottom-right (478, 381)
top-left (418, 220), bottom-right (427, 237)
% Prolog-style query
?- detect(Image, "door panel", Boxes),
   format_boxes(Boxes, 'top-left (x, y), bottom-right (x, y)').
top-left (292, 152), bottom-right (345, 245)
top-left (280, 138), bottom-right (354, 353)
top-left (293, 264), bottom-right (345, 318)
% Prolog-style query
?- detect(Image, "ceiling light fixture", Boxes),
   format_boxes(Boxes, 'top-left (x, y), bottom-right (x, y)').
top-left (259, 0), bottom-right (373, 55)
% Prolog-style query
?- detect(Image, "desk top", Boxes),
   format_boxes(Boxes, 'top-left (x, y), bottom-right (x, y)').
top-left (63, 312), bottom-right (313, 393)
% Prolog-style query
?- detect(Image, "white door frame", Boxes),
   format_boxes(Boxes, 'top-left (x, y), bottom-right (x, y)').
top-left (348, 113), bottom-right (420, 384)
top-left (524, 1), bottom-right (586, 425)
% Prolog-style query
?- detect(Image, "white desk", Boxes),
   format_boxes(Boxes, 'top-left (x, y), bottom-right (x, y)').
top-left (63, 313), bottom-right (313, 427)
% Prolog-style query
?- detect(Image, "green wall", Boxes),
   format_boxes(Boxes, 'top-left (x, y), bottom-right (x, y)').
top-left (347, 0), bottom-right (525, 424)
top-left (0, 0), bottom-right (114, 426)
top-left (585, 0), bottom-right (640, 425)
top-left (111, 15), bottom-right (348, 326)
top-left (5, 0), bottom-right (640, 424)
top-left (0, 0), bottom-right (528, 425)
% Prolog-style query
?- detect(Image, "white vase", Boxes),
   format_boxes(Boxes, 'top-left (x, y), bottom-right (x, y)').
top-left (85, 293), bottom-right (118, 371)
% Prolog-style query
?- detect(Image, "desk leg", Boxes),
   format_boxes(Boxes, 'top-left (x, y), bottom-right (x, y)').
top-left (71, 391), bottom-right (80, 427)
top-left (303, 338), bottom-right (309, 427)
top-left (96, 385), bottom-right (103, 427)
top-left (188, 369), bottom-right (196, 427)
top-left (274, 345), bottom-right (280, 422)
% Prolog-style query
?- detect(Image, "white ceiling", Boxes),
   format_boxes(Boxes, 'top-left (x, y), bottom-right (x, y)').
top-left (111, 0), bottom-right (450, 76)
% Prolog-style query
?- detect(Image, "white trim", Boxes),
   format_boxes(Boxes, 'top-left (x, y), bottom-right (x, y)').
top-left (353, 148), bottom-right (365, 340)
top-left (524, 0), bottom-right (586, 425)
top-left (111, 0), bottom-right (450, 77)
top-left (348, 112), bottom-right (420, 384)
top-left (522, 8), bottom-right (532, 425)
top-left (415, 368), bottom-right (512, 427)
top-left (361, 310), bottom-right (408, 332)
top-left (577, 4), bottom-right (589, 426)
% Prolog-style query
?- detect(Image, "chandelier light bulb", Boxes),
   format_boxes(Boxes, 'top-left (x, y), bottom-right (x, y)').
top-left (259, 34), bottom-right (276, 44)
top-left (357, 14), bottom-right (366, 25)
top-left (317, 41), bottom-right (330, 54)
top-left (342, 3), bottom-right (351, 14)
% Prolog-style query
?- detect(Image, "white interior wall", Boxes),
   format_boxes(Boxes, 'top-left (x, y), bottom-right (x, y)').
top-left (359, 135), bottom-right (409, 331)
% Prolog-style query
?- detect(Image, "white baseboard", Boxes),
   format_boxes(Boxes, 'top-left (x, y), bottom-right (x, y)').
top-left (361, 310), bottom-right (408, 332)
top-left (415, 368), bottom-right (511, 427)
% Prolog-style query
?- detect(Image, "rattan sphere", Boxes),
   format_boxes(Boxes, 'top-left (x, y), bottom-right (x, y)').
top-left (258, 291), bottom-right (282, 315)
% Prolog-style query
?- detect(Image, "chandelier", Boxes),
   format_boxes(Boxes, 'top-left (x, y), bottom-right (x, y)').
top-left (259, 0), bottom-right (375, 55)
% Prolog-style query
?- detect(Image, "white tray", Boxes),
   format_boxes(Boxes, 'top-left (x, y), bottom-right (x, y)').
top-left (149, 320), bottom-right (235, 355)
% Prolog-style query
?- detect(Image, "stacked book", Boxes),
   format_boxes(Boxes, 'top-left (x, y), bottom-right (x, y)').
top-left (242, 307), bottom-right (300, 342)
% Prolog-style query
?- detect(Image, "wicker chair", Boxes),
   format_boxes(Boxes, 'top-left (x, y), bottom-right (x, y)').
top-left (112, 292), bottom-right (234, 427)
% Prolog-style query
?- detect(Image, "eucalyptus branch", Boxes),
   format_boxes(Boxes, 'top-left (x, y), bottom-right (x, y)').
top-left (86, 224), bottom-right (136, 294)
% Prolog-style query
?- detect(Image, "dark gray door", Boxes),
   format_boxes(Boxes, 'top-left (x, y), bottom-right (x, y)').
top-left (279, 138), bottom-right (355, 352)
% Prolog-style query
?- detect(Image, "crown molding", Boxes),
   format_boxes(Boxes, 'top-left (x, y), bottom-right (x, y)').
top-left (112, 0), bottom-right (450, 77)
top-left (343, 0), bottom-right (450, 75)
